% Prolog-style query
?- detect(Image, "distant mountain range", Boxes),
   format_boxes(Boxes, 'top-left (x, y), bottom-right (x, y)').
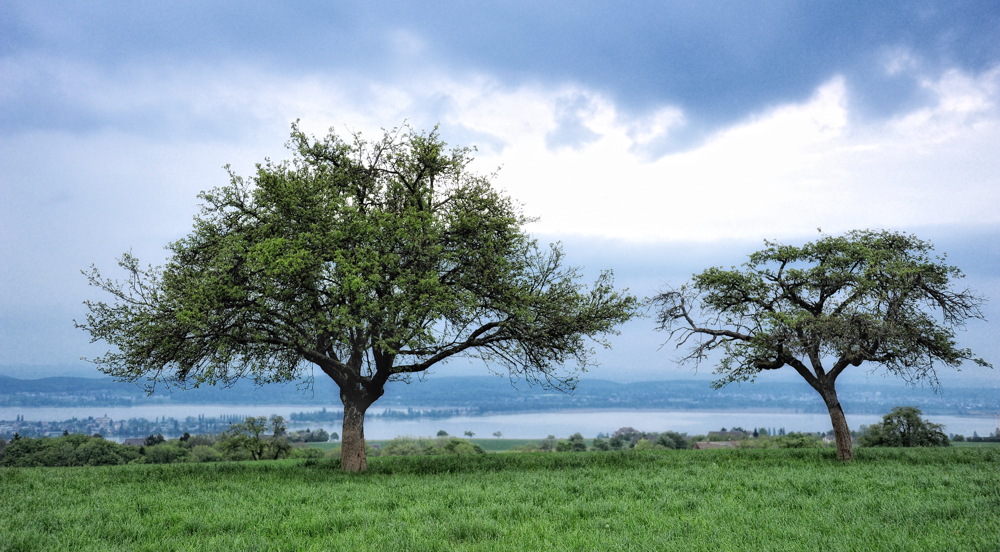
top-left (1, 375), bottom-right (996, 416)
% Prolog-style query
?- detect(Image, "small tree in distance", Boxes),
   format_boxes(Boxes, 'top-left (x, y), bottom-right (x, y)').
top-left (651, 230), bottom-right (989, 461)
top-left (859, 406), bottom-right (950, 447)
top-left (221, 415), bottom-right (290, 461)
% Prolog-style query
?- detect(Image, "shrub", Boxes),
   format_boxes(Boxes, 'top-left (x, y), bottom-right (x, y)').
top-left (144, 443), bottom-right (191, 464)
top-left (438, 437), bottom-right (485, 455)
top-left (189, 445), bottom-right (223, 463)
top-left (655, 431), bottom-right (688, 450)
top-left (0, 435), bottom-right (139, 467)
top-left (381, 436), bottom-right (430, 456)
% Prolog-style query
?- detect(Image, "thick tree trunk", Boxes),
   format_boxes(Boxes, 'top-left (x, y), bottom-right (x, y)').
top-left (340, 392), bottom-right (371, 473)
top-left (820, 386), bottom-right (854, 461)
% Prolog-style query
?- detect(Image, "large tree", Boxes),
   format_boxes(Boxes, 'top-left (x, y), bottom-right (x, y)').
top-left (651, 230), bottom-right (989, 461)
top-left (78, 123), bottom-right (637, 472)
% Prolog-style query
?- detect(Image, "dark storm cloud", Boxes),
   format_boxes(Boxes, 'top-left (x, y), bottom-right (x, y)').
top-left (3, 1), bottom-right (999, 147)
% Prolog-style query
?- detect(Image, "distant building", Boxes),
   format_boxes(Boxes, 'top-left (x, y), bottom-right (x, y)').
top-left (123, 438), bottom-right (146, 446)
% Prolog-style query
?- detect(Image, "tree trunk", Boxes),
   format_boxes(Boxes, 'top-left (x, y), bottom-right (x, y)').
top-left (340, 392), bottom-right (371, 473)
top-left (820, 386), bottom-right (854, 461)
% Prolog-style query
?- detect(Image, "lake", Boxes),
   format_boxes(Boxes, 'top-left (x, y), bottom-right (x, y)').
top-left (1, 405), bottom-right (994, 439)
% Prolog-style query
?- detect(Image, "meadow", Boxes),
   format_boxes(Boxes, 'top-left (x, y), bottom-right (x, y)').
top-left (1, 448), bottom-right (998, 551)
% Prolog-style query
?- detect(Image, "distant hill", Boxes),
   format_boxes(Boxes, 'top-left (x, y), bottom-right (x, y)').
top-left (1, 375), bottom-right (996, 415)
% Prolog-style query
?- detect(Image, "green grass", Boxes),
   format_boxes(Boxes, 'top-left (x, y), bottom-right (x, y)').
top-left (308, 438), bottom-right (551, 452)
top-left (2, 448), bottom-right (998, 551)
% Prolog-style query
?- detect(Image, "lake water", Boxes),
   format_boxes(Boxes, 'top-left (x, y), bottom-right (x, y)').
top-left (1, 405), bottom-right (994, 439)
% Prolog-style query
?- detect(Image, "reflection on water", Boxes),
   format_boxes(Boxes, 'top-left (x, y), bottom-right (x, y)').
top-left (0, 405), bottom-right (993, 439)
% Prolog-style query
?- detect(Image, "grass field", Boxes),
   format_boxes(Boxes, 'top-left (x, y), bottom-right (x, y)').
top-left (307, 438), bottom-right (550, 453)
top-left (2, 448), bottom-right (998, 551)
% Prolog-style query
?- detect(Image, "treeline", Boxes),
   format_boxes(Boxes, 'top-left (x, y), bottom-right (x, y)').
top-left (2, 413), bottom-right (278, 440)
top-left (0, 416), bottom-right (336, 468)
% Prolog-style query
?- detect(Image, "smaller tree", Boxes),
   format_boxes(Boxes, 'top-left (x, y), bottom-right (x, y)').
top-left (655, 431), bottom-right (688, 450)
top-left (568, 432), bottom-right (587, 452)
top-left (652, 230), bottom-right (989, 461)
top-left (221, 415), bottom-right (290, 460)
top-left (492, 431), bottom-right (503, 439)
top-left (310, 428), bottom-right (330, 443)
top-left (464, 431), bottom-right (475, 438)
top-left (436, 430), bottom-right (449, 437)
top-left (144, 433), bottom-right (165, 447)
top-left (859, 407), bottom-right (950, 447)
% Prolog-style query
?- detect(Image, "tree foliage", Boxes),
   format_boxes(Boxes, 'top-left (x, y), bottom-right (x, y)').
top-left (859, 406), bottom-right (950, 447)
top-left (652, 230), bottom-right (989, 460)
top-left (220, 415), bottom-right (290, 461)
top-left (78, 122), bottom-right (637, 471)
top-left (0, 434), bottom-right (140, 467)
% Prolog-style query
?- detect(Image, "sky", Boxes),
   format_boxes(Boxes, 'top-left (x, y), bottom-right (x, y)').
top-left (1, 1), bottom-right (998, 387)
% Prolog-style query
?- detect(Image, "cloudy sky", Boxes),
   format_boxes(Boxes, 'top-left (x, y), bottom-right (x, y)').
top-left (2, 1), bottom-right (998, 387)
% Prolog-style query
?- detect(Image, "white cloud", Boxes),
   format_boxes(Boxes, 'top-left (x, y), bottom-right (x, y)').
top-left (4, 59), bottom-right (999, 253)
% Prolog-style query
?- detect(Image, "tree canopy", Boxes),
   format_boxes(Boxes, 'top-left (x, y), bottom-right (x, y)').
top-left (79, 122), bottom-right (637, 471)
top-left (859, 406), bottom-right (950, 448)
top-left (651, 229), bottom-right (989, 460)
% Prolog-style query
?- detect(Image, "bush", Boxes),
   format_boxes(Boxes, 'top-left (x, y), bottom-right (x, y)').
top-left (75, 437), bottom-right (140, 466)
top-left (634, 438), bottom-right (653, 451)
top-left (655, 431), bottom-right (688, 450)
top-left (437, 437), bottom-right (485, 455)
top-left (381, 436), bottom-right (430, 456)
top-left (0, 435), bottom-right (139, 467)
top-left (737, 433), bottom-right (825, 449)
top-left (379, 436), bottom-right (486, 457)
top-left (189, 445), bottom-right (223, 463)
top-left (143, 443), bottom-right (191, 464)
